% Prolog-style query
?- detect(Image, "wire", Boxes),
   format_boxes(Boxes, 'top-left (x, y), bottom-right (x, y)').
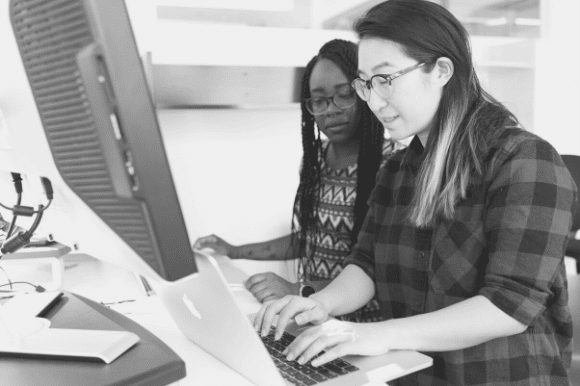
top-left (6, 193), bottom-right (22, 238)
top-left (0, 281), bottom-right (41, 290)
top-left (0, 200), bottom-right (52, 215)
top-left (0, 265), bottom-right (12, 289)
top-left (27, 204), bottom-right (44, 236)
top-left (101, 299), bottom-right (136, 306)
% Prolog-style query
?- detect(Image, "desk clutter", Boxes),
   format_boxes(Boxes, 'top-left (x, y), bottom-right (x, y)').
top-left (0, 291), bottom-right (140, 364)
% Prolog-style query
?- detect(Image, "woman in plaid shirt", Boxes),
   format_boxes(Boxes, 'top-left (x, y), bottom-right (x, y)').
top-left (254, 0), bottom-right (578, 385)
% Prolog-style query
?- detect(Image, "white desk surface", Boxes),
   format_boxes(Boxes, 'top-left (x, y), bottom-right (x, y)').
top-left (1, 252), bottom-right (260, 386)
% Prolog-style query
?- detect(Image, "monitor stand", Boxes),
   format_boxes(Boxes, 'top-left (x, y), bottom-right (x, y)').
top-left (0, 306), bottom-right (139, 363)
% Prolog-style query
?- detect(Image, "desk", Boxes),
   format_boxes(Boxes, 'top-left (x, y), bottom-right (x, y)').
top-left (1, 252), bottom-right (259, 385)
top-left (59, 253), bottom-right (263, 386)
top-left (0, 291), bottom-right (185, 385)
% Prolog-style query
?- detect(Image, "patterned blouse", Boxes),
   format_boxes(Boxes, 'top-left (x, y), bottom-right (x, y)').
top-left (295, 138), bottom-right (401, 323)
top-left (345, 128), bottom-right (577, 385)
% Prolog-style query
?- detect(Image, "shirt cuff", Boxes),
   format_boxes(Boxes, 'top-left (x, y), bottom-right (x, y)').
top-left (344, 251), bottom-right (375, 280)
top-left (478, 281), bottom-right (547, 326)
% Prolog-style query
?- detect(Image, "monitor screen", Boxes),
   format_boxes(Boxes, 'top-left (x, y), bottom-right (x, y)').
top-left (7, 0), bottom-right (197, 281)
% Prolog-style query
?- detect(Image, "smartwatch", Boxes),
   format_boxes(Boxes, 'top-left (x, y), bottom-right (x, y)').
top-left (299, 283), bottom-right (315, 298)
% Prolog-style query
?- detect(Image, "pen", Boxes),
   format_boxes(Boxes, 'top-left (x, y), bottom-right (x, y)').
top-left (140, 276), bottom-right (155, 296)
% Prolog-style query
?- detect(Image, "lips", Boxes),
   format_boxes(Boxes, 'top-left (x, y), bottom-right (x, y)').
top-left (381, 115), bottom-right (399, 124)
top-left (326, 122), bottom-right (349, 129)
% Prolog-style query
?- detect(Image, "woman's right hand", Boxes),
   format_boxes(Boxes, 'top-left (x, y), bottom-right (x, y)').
top-left (253, 295), bottom-right (329, 340)
top-left (193, 234), bottom-right (235, 257)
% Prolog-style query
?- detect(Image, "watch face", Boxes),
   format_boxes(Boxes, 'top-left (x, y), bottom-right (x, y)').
top-left (301, 285), bottom-right (315, 298)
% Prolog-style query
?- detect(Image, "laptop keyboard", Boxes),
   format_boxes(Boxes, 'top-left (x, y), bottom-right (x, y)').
top-left (261, 329), bottom-right (359, 386)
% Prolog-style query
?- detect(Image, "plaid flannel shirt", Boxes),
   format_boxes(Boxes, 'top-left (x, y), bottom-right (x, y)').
top-left (345, 126), bottom-right (577, 386)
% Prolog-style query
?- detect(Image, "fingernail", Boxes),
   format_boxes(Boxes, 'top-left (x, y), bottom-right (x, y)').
top-left (295, 316), bottom-right (303, 324)
top-left (297, 357), bottom-right (305, 365)
top-left (311, 359), bottom-right (319, 367)
top-left (282, 348), bottom-right (288, 355)
top-left (287, 353), bottom-right (294, 361)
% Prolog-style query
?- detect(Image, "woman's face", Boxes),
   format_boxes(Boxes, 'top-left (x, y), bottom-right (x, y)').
top-left (357, 37), bottom-right (443, 144)
top-left (309, 58), bottom-right (359, 145)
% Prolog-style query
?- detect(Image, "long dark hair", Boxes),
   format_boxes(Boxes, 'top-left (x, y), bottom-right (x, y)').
top-left (291, 39), bottom-right (385, 275)
top-left (355, 0), bottom-right (519, 226)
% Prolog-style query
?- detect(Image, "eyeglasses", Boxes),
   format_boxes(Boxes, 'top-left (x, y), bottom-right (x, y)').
top-left (304, 85), bottom-right (357, 115)
top-left (351, 62), bottom-right (426, 101)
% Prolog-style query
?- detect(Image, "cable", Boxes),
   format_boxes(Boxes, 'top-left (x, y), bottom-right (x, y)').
top-left (0, 200), bottom-right (52, 215)
top-left (0, 265), bottom-right (12, 289)
top-left (7, 195), bottom-right (22, 238)
top-left (0, 204), bottom-right (45, 258)
top-left (0, 176), bottom-right (53, 259)
top-left (0, 281), bottom-right (45, 292)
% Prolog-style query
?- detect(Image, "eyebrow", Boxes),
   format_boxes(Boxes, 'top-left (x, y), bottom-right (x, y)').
top-left (310, 82), bottom-right (351, 94)
top-left (357, 61), bottom-right (396, 76)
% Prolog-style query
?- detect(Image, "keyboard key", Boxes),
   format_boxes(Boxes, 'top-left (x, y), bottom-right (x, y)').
top-left (260, 330), bottom-right (359, 385)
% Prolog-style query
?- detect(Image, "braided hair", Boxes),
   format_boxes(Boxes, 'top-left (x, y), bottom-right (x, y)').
top-left (291, 39), bottom-right (385, 279)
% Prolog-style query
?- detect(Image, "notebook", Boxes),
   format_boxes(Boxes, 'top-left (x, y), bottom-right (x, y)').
top-left (156, 251), bottom-right (432, 386)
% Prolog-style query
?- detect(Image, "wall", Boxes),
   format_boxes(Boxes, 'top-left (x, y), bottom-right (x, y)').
top-left (533, 0), bottom-right (580, 156)
top-left (158, 108), bottom-right (302, 280)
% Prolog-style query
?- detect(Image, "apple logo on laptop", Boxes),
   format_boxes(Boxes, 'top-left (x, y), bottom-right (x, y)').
top-left (182, 293), bottom-right (202, 319)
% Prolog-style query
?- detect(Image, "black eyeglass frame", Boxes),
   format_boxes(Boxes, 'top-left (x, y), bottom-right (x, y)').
top-left (303, 85), bottom-right (357, 116)
top-left (351, 62), bottom-right (426, 100)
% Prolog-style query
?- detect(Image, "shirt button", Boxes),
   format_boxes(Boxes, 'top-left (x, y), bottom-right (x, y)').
top-left (418, 251), bottom-right (426, 259)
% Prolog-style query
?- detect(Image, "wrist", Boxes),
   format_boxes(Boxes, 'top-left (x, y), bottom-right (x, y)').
top-left (294, 282), bottom-right (301, 296)
top-left (309, 292), bottom-right (331, 315)
top-left (229, 245), bottom-right (242, 259)
top-left (381, 318), bottom-right (407, 351)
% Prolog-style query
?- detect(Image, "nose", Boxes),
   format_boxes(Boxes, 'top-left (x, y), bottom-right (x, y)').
top-left (324, 99), bottom-right (344, 116)
top-left (366, 88), bottom-right (388, 113)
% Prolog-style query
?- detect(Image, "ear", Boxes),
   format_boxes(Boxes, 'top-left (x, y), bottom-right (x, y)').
top-left (430, 57), bottom-right (454, 88)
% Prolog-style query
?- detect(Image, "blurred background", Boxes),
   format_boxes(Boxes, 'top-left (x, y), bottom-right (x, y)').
top-left (1, 0), bottom-right (578, 276)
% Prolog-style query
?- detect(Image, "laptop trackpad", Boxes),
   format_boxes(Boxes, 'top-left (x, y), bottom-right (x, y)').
top-left (366, 363), bottom-right (406, 383)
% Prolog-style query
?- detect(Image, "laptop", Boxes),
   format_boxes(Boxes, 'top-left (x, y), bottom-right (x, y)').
top-left (157, 251), bottom-right (432, 386)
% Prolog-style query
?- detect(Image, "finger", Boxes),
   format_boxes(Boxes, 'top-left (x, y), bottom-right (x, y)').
top-left (261, 297), bottom-right (292, 337)
top-left (274, 298), bottom-right (313, 340)
top-left (283, 326), bottom-right (322, 358)
top-left (247, 281), bottom-right (269, 296)
top-left (193, 238), bottom-right (208, 249)
top-left (261, 295), bottom-right (278, 303)
top-left (245, 273), bottom-right (267, 289)
top-left (194, 235), bottom-right (217, 248)
top-left (295, 308), bottom-right (326, 326)
top-left (254, 288), bottom-right (274, 303)
top-left (253, 301), bottom-right (271, 332)
top-left (297, 334), bottom-right (350, 365)
top-left (311, 343), bottom-right (351, 367)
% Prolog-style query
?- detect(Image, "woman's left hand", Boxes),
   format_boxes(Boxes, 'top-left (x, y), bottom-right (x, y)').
top-left (283, 319), bottom-right (391, 367)
top-left (245, 272), bottom-right (299, 303)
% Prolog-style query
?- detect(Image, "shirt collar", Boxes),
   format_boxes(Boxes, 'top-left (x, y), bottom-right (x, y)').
top-left (401, 135), bottom-right (425, 166)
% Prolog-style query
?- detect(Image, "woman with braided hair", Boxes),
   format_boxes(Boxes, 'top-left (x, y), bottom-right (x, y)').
top-left (194, 39), bottom-right (401, 322)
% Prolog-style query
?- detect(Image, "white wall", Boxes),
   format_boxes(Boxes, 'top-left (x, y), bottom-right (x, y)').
top-left (158, 108), bottom-right (302, 279)
top-left (533, 0), bottom-right (580, 156)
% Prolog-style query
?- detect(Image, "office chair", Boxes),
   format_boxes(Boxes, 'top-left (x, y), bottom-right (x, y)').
top-left (567, 274), bottom-right (580, 385)
top-left (562, 155), bottom-right (580, 273)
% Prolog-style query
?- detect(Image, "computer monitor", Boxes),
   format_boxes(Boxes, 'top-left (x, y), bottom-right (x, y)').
top-left (2, 0), bottom-right (197, 281)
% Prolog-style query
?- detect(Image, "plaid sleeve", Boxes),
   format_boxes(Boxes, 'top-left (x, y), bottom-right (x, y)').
top-left (479, 135), bottom-right (577, 326)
